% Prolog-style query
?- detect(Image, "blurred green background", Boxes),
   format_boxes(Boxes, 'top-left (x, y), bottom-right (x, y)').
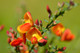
top-left (0, 0), bottom-right (80, 53)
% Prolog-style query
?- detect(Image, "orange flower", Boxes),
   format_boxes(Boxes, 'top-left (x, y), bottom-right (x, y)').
top-left (17, 23), bottom-right (31, 33)
top-left (24, 12), bottom-right (34, 26)
top-left (58, 51), bottom-right (62, 53)
top-left (10, 38), bottom-right (23, 46)
top-left (61, 29), bottom-right (75, 41)
top-left (51, 23), bottom-right (65, 36)
top-left (26, 27), bottom-right (42, 41)
top-left (25, 51), bottom-right (29, 53)
top-left (31, 37), bottom-right (38, 44)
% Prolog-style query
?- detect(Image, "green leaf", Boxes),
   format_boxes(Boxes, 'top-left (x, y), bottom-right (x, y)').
top-left (65, 2), bottom-right (70, 7)
top-left (42, 27), bottom-right (47, 32)
top-left (50, 15), bottom-right (55, 21)
top-left (55, 20), bottom-right (60, 24)
top-left (44, 19), bottom-right (49, 23)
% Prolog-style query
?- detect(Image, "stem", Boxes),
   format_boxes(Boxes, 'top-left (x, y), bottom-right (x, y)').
top-left (29, 45), bottom-right (35, 53)
top-left (41, 10), bottom-right (65, 35)
top-left (15, 46), bottom-right (20, 53)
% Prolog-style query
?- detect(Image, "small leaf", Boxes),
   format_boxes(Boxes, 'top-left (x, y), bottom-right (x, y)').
top-left (55, 20), bottom-right (60, 24)
top-left (44, 19), bottom-right (49, 23)
top-left (50, 15), bottom-right (55, 21)
top-left (65, 2), bottom-right (70, 7)
top-left (42, 27), bottom-right (47, 32)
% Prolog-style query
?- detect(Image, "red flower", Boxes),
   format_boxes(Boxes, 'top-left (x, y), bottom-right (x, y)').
top-left (10, 38), bottom-right (23, 46)
top-left (61, 29), bottom-right (75, 41)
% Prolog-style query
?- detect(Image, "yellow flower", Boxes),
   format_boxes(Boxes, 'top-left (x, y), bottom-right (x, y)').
top-left (26, 27), bottom-right (42, 41)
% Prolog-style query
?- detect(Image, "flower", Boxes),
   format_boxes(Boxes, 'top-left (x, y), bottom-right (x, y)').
top-left (58, 51), bottom-right (62, 53)
top-left (26, 27), bottom-right (42, 41)
top-left (0, 25), bottom-right (4, 31)
top-left (51, 23), bottom-right (65, 36)
top-left (24, 12), bottom-right (34, 26)
top-left (17, 23), bottom-right (31, 33)
top-left (31, 37), bottom-right (38, 44)
top-left (10, 38), bottom-right (23, 46)
top-left (61, 29), bottom-right (75, 41)
top-left (25, 51), bottom-right (29, 53)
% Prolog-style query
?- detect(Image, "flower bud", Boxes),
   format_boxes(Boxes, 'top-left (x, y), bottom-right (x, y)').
top-left (43, 36), bottom-right (48, 39)
top-left (40, 20), bottom-right (42, 27)
top-left (62, 47), bottom-right (66, 50)
top-left (46, 5), bottom-right (52, 14)
top-left (61, 2), bottom-right (65, 7)
top-left (7, 38), bottom-right (11, 43)
top-left (58, 2), bottom-right (61, 7)
top-left (35, 19), bottom-right (39, 26)
top-left (31, 37), bottom-right (38, 44)
top-left (6, 30), bottom-right (9, 36)
top-left (38, 39), bottom-right (47, 46)
top-left (10, 27), bottom-right (13, 32)
top-left (70, 0), bottom-right (74, 6)
top-left (0, 25), bottom-right (4, 31)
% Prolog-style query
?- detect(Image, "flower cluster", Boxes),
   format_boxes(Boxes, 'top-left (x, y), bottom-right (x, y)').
top-left (51, 23), bottom-right (75, 41)
top-left (6, 0), bottom-right (77, 53)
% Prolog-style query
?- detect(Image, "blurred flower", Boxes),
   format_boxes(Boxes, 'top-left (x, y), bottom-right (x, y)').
top-left (31, 37), bottom-right (38, 44)
top-left (25, 50), bottom-right (29, 53)
top-left (70, 0), bottom-right (74, 6)
top-left (9, 32), bottom-right (15, 39)
top-left (6, 30), bottom-right (10, 36)
top-left (58, 2), bottom-right (61, 7)
top-left (10, 38), bottom-right (23, 46)
top-left (35, 19), bottom-right (39, 26)
top-left (26, 27), bottom-right (42, 41)
top-left (58, 51), bottom-right (62, 53)
top-left (7, 38), bottom-right (11, 43)
top-left (62, 47), bottom-right (66, 51)
top-left (24, 12), bottom-right (34, 26)
top-left (43, 36), bottom-right (48, 39)
top-left (40, 20), bottom-right (42, 27)
top-left (17, 23), bottom-right (31, 34)
top-left (51, 23), bottom-right (65, 36)
top-left (0, 25), bottom-right (4, 31)
top-left (61, 29), bottom-right (75, 41)
top-left (9, 27), bottom-right (13, 32)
